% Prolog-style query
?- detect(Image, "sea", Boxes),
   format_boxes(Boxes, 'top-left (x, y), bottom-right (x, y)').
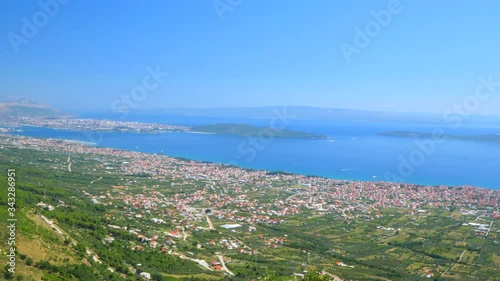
top-left (11, 113), bottom-right (500, 189)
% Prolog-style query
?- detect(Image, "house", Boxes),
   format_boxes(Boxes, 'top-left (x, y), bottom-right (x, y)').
top-left (139, 272), bottom-right (151, 279)
top-left (426, 272), bottom-right (434, 278)
top-left (36, 202), bottom-right (55, 211)
top-left (335, 261), bottom-right (354, 268)
top-left (137, 234), bottom-right (149, 242)
top-left (104, 237), bottom-right (115, 244)
top-left (150, 241), bottom-right (158, 249)
top-left (213, 265), bottom-right (223, 271)
top-left (151, 218), bottom-right (165, 224)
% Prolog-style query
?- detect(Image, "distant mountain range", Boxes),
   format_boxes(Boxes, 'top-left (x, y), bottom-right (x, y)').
top-left (0, 97), bottom-right (72, 120)
top-left (104, 106), bottom-right (500, 125)
top-left (3, 97), bottom-right (500, 126)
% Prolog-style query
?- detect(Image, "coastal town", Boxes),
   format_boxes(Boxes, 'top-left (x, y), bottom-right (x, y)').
top-left (3, 1), bottom-right (500, 279)
top-left (2, 134), bottom-right (499, 214)
top-left (0, 117), bottom-right (189, 134)
top-left (1, 134), bottom-right (499, 280)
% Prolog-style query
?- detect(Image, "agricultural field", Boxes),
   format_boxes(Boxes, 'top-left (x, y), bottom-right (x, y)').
top-left (0, 136), bottom-right (499, 280)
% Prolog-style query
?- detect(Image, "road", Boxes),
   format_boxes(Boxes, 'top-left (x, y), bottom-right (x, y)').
top-left (40, 214), bottom-right (65, 237)
top-left (321, 270), bottom-right (344, 281)
top-left (91, 176), bottom-right (103, 184)
top-left (216, 252), bottom-right (234, 276)
top-left (443, 232), bottom-right (472, 277)
top-left (232, 237), bottom-right (257, 253)
top-left (441, 263), bottom-right (454, 277)
top-left (171, 251), bottom-right (213, 271)
top-left (457, 250), bottom-right (467, 263)
top-left (206, 215), bottom-right (215, 230)
top-left (182, 227), bottom-right (188, 241)
top-left (485, 221), bottom-right (493, 237)
top-left (39, 213), bottom-right (116, 273)
top-left (67, 157), bottom-right (72, 172)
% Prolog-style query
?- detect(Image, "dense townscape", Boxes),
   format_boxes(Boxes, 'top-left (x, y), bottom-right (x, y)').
top-left (0, 118), bottom-right (189, 134)
top-left (1, 134), bottom-right (499, 281)
top-left (2, 135), bottom-right (498, 213)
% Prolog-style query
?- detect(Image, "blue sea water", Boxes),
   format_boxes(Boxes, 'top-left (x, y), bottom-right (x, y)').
top-left (12, 114), bottom-right (500, 189)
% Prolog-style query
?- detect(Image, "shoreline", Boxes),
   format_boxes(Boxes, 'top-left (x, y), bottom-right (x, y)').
top-left (2, 132), bottom-right (499, 192)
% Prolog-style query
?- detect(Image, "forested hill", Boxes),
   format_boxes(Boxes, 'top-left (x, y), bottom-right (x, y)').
top-left (190, 123), bottom-right (328, 139)
top-left (0, 101), bottom-right (70, 120)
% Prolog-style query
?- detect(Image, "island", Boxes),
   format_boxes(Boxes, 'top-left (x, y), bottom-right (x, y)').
top-left (191, 123), bottom-right (329, 139)
top-left (0, 102), bottom-right (329, 138)
top-left (380, 131), bottom-right (500, 143)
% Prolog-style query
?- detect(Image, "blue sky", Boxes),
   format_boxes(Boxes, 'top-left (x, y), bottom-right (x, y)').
top-left (1, 0), bottom-right (500, 115)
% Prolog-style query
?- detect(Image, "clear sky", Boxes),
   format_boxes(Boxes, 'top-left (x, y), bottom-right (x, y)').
top-left (1, 0), bottom-right (500, 115)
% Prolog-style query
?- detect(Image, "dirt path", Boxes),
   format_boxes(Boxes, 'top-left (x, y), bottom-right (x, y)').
top-left (457, 250), bottom-right (466, 263)
top-left (182, 228), bottom-right (188, 241)
top-left (38, 213), bottom-right (116, 273)
top-left (67, 157), bottom-right (72, 172)
top-left (205, 215), bottom-right (215, 230)
top-left (216, 252), bottom-right (234, 276)
top-left (171, 251), bottom-right (213, 271)
top-left (322, 270), bottom-right (344, 281)
top-left (91, 176), bottom-right (102, 184)
top-left (485, 221), bottom-right (493, 236)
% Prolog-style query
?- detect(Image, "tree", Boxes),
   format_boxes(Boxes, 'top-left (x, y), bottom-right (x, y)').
top-left (3, 268), bottom-right (14, 280)
top-left (304, 270), bottom-right (329, 281)
top-left (151, 272), bottom-right (165, 281)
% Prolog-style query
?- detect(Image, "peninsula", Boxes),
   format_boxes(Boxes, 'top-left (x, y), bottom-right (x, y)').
top-left (1, 116), bottom-right (328, 139)
top-left (191, 123), bottom-right (328, 139)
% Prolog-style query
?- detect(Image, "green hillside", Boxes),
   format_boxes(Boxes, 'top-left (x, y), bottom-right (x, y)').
top-left (191, 123), bottom-right (328, 139)
top-left (0, 135), bottom-right (498, 280)
top-left (0, 102), bottom-right (71, 120)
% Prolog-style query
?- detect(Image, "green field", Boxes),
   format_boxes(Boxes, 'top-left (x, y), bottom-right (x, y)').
top-left (0, 139), bottom-right (499, 281)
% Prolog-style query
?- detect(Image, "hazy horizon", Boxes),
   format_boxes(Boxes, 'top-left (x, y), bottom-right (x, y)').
top-left (2, 1), bottom-right (500, 116)
top-left (1, 2), bottom-right (499, 280)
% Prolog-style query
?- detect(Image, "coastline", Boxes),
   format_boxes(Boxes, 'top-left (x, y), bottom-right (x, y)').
top-left (2, 132), bottom-right (499, 191)
top-left (186, 131), bottom-right (217, 135)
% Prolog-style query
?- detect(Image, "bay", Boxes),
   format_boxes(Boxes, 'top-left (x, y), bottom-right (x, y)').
top-left (12, 114), bottom-right (500, 189)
